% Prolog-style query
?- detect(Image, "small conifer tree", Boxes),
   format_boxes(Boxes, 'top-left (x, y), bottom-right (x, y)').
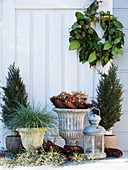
top-left (1, 63), bottom-right (28, 130)
top-left (92, 63), bottom-right (123, 131)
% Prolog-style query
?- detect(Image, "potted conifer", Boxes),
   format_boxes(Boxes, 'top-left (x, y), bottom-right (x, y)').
top-left (92, 63), bottom-right (123, 148)
top-left (0, 63), bottom-right (28, 152)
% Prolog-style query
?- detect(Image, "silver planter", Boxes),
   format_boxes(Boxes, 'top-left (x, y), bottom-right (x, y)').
top-left (53, 108), bottom-right (90, 146)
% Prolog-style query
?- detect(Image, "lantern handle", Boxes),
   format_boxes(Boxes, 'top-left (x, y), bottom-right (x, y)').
top-left (90, 107), bottom-right (100, 117)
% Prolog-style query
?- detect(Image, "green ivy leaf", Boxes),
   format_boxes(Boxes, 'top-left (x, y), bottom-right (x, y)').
top-left (94, 42), bottom-right (99, 50)
top-left (71, 22), bottom-right (80, 30)
top-left (115, 48), bottom-right (123, 55)
top-left (114, 38), bottom-right (121, 44)
top-left (82, 59), bottom-right (86, 64)
top-left (69, 40), bottom-right (80, 50)
top-left (121, 36), bottom-right (125, 45)
top-left (104, 56), bottom-right (109, 64)
top-left (111, 28), bottom-right (116, 32)
top-left (75, 12), bottom-right (84, 20)
top-left (108, 35), bottom-right (112, 42)
top-left (88, 41), bottom-right (93, 48)
top-left (100, 21), bottom-right (107, 30)
top-left (103, 40), bottom-right (112, 50)
top-left (111, 49), bottom-right (118, 57)
top-left (113, 20), bottom-right (124, 28)
top-left (89, 51), bottom-right (97, 63)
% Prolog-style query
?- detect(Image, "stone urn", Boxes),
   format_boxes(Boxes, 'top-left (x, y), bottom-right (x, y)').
top-left (16, 128), bottom-right (47, 150)
top-left (53, 108), bottom-right (90, 146)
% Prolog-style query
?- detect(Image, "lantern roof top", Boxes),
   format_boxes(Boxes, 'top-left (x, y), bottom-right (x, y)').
top-left (83, 125), bottom-right (106, 136)
top-left (88, 114), bottom-right (101, 126)
top-left (83, 113), bottom-right (106, 136)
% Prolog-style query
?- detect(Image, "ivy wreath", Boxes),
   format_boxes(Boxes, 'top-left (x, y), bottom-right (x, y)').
top-left (69, 0), bottom-right (125, 67)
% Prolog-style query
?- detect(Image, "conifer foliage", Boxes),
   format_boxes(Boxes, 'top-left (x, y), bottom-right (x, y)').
top-left (1, 63), bottom-right (28, 130)
top-left (92, 63), bottom-right (123, 131)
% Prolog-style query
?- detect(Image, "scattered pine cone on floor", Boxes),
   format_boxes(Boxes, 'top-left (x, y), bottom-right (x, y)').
top-left (105, 148), bottom-right (123, 158)
top-left (64, 145), bottom-right (84, 154)
top-left (50, 91), bottom-right (93, 109)
top-left (43, 140), bottom-right (65, 155)
top-left (42, 140), bottom-right (84, 161)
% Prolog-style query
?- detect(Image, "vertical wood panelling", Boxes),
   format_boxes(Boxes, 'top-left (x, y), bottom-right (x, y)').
top-left (2, 0), bottom-right (113, 148)
top-left (61, 13), bottom-right (66, 91)
top-left (15, 0), bottom-right (93, 9)
top-left (113, 9), bottom-right (128, 29)
top-left (64, 11), bottom-right (78, 92)
top-left (3, 0), bottom-right (15, 82)
top-left (0, 0), bottom-right (3, 95)
top-left (93, 61), bottom-right (112, 98)
top-left (0, 0), bottom-right (3, 148)
top-left (29, 14), bottom-right (34, 105)
top-left (32, 13), bottom-right (46, 106)
top-left (113, 0), bottom-right (128, 150)
top-left (2, 0), bottom-right (16, 148)
top-left (77, 62), bottom-right (93, 100)
top-left (15, 9), bottom-right (98, 104)
top-left (113, 0), bottom-right (128, 9)
top-left (48, 12), bottom-right (62, 100)
top-left (0, 0), bottom-right (2, 20)
top-left (15, 12), bottom-right (31, 101)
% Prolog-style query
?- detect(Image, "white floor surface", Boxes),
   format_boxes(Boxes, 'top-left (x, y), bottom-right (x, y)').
top-left (0, 152), bottom-right (128, 170)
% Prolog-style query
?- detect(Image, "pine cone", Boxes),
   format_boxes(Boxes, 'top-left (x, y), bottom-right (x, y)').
top-left (105, 148), bottom-right (123, 158)
top-left (84, 103), bottom-right (93, 109)
top-left (64, 145), bottom-right (84, 154)
top-left (43, 141), bottom-right (65, 154)
top-left (50, 92), bottom-right (93, 109)
top-left (64, 99), bottom-right (77, 109)
top-left (50, 97), bottom-right (66, 108)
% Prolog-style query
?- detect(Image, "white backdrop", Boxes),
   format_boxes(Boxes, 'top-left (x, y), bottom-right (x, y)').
top-left (0, 0), bottom-right (113, 148)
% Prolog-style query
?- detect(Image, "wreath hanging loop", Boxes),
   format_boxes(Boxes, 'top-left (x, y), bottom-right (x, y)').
top-left (69, 0), bottom-right (125, 67)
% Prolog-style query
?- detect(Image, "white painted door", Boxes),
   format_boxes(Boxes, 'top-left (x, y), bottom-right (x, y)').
top-left (1, 0), bottom-right (112, 148)
top-left (113, 0), bottom-right (128, 151)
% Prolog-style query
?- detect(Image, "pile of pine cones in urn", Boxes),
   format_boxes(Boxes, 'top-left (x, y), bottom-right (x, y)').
top-left (50, 91), bottom-right (93, 109)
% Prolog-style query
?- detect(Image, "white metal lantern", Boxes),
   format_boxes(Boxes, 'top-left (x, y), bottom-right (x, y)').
top-left (83, 108), bottom-right (106, 159)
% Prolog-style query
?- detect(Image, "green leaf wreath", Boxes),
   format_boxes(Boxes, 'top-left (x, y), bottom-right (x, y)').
top-left (69, 0), bottom-right (125, 67)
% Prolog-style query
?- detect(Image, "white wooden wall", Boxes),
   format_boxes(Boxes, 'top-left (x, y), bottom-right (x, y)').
top-left (0, 0), bottom-right (113, 148)
top-left (0, 0), bottom-right (3, 148)
top-left (113, 0), bottom-right (128, 151)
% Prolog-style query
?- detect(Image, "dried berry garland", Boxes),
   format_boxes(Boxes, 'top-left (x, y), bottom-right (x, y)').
top-left (69, 0), bottom-right (125, 67)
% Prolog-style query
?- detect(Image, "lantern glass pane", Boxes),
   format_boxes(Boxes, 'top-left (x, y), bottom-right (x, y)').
top-left (84, 135), bottom-right (104, 153)
top-left (85, 135), bottom-right (95, 153)
top-left (95, 135), bottom-right (102, 153)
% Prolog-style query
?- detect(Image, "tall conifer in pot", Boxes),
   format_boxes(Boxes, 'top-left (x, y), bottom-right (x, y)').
top-left (92, 63), bottom-right (123, 148)
top-left (1, 63), bottom-right (28, 130)
top-left (92, 63), bottom-right (123, 131)
top-left (0, 63), bottom-right (28, 152)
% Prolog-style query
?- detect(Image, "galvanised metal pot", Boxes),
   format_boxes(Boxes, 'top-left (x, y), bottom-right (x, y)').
top-left (6, 135), bottom-right (23, 153)
top-left (53, 108), bottom-right (90, 146)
